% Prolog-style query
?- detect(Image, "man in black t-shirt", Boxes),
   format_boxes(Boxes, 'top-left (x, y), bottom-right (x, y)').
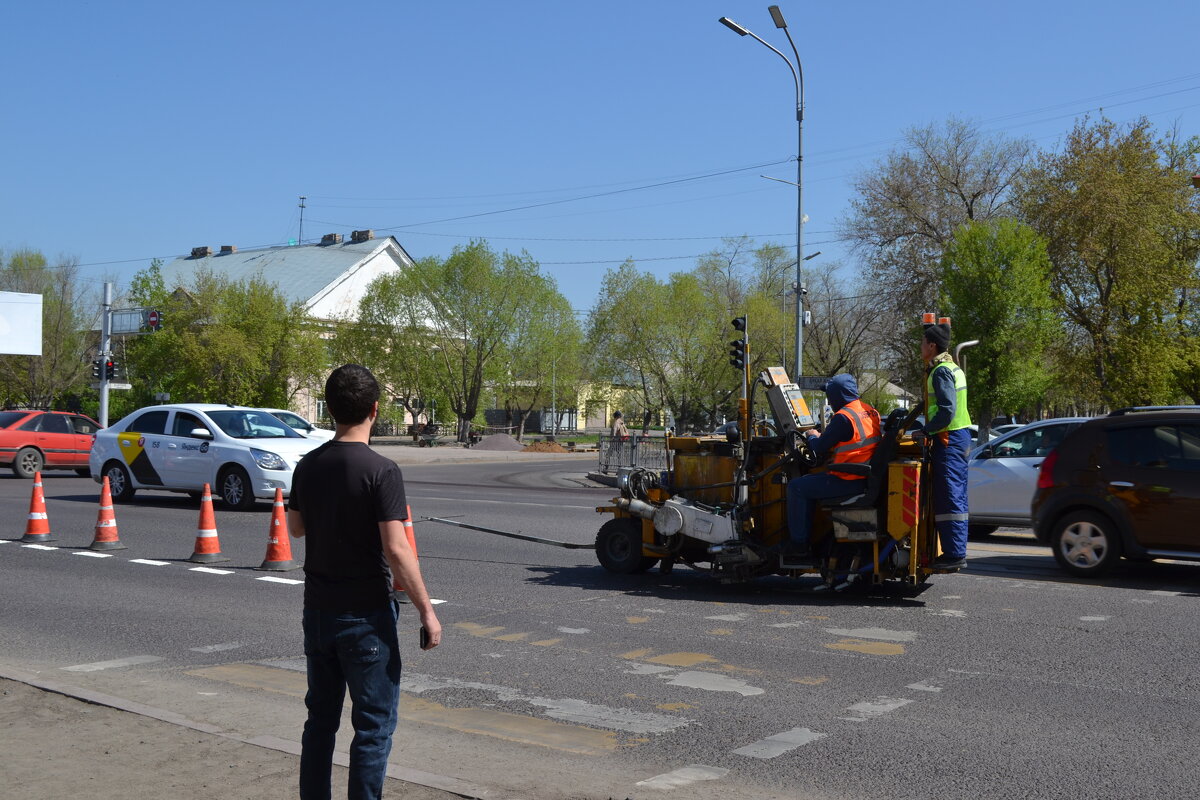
top-left (289, 364), bottom-right (441, 800)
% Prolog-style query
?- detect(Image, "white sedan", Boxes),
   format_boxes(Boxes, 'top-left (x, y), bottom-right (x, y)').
top-left (262, 408), bottom-right (335, 441)
top-left (967, 417), bottom-right (1091, 536)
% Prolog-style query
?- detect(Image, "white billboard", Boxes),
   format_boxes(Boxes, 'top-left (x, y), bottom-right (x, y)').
top-left (0, 292), bottom-right (44, 355)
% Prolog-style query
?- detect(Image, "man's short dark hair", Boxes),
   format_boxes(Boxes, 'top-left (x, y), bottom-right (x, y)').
top-left (325, 364), bottom-right (380, 425)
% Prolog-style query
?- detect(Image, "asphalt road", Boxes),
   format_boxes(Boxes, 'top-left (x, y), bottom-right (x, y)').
top-left (2, 464), bottom-right (1199, 799)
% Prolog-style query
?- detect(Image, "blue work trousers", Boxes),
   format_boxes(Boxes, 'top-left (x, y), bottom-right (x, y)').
top-left (785, 472), bottom-right (865, 550)
top-left (932, 428), bottom-right (972, 559)
top-left (300, 599), bottom-right (402, 800)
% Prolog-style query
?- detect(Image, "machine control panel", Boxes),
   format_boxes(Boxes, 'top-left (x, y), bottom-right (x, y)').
top-left (766, 383), bottom-right (818, 435)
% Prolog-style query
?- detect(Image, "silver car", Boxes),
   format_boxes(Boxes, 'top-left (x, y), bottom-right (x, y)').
top-left (967, 417), bottom-right (1091, 536)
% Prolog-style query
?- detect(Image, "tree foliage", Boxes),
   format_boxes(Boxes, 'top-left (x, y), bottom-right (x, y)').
top-left (0, 250), bottom-right (94, 410)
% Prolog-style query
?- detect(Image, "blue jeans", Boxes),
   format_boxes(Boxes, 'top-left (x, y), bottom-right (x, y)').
top-left (785, 473), bottom-right (865, 550)
top-left (932, 428), bottom-right (971, 559)
top-left (300, 600), bottom-right (401, 800)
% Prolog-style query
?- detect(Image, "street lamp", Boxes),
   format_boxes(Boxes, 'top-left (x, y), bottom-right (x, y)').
top-left (719, 6), bottom-right (806, 380)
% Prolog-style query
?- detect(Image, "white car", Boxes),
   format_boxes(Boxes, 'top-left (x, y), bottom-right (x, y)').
top-left (262, 408), bottom-right (335, 441)
top-left (89, 404), bottom-right (320, 509)
top-left (967, 417), bottom-right (1091, 535)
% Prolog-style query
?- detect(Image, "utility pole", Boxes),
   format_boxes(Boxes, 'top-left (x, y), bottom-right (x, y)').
top-left (298, 195), bottom-right (307, 245)
top-left (98, 282), bottom-right (112, 427)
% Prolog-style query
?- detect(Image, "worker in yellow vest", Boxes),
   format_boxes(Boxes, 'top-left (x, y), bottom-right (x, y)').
top-left (913, 323), bottom-right (971, 570)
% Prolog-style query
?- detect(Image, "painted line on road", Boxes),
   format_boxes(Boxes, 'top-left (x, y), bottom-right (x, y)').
top-left (190, 566), bottom-right (235, 575)
top-left (823, 627), bottom-right (917, 642)
top-left (74, 551), bottom-right (114, 558)
top-left (130, 558), bottom-right (171, 566)
top-left (838, 696), bottom-right (914, 722)
top-left (732, 727), bottom-right (827, 758)
top-left (636, 765), bottom-right (729, 789)
top-left (256, 576), bottom-right (303, 585)
top-left (409, 494), bottom-right (594, 510)
top-left (190, 641), bottom-right (245, 653)
top-left (22, 544), bottom-right (58, 551)
top-left (62, 655), bottom-right (164, 672)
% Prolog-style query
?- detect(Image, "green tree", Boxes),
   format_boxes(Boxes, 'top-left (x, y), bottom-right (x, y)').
top-left (1018, 117), bottom-right (1200, 406)
top-left (0, 250), bottom-right (94, 410)
top-left (940, 219), bottom-right (1061, 436)
top-left (123, 262), bottom-right (326, 410)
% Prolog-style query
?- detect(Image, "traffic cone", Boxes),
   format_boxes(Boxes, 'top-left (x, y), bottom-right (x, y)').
top-left (21, 472), bottom-right (53, 543)
top-left (90, 477), bottom-right (126, 551)
top-left (189, 483), bottom-right (229, 563)
top-left (394, 505), bottom-right (418, 592)
top-left (256, 488), bottom-right (298, 571)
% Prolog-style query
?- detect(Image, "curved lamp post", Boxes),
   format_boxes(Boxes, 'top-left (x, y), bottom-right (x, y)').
top-left (719, 6), bottom-right (806, 380)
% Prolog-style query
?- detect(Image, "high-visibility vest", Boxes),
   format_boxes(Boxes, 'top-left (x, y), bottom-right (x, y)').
top-left (828, 399), bottom-right (882, 480)
top-left (925, 359), bottom-right (972, 433)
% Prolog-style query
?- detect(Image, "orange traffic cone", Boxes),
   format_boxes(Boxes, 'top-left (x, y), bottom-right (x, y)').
top-left (90, 476), bottom-right (126, 551)
top-left (21, 472), bottom-right (53, 543)
top-left (394, 505), bottom-right (418, 592)
top-left (189, 483), bottom-right (229, 563)
top-left (256, 488), bottom-right (299, 571)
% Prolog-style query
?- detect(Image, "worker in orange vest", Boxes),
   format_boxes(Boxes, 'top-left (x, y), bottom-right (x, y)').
top-left (781, 374), bottom-right (881, 568)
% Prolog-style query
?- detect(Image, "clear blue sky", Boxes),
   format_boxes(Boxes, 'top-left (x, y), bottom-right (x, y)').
top-left (3, 1), bottom-right (1198, 315)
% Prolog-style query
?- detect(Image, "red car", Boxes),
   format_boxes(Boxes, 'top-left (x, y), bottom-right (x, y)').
top-left (0, 410), bottom-right (102, 478)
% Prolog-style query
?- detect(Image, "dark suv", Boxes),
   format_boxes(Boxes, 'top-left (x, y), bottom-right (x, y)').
top-left (1031, 407), bottom-right (1200, 577)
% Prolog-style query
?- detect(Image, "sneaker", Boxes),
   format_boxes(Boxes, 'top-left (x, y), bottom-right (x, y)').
top-left (932, 554), bottom-right (967, 570)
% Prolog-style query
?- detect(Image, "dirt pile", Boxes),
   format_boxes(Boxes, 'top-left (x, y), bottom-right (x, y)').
top-left (523, 441), bottom-right (569, 453)
top-left (472, 434), bottom-right (525, 451)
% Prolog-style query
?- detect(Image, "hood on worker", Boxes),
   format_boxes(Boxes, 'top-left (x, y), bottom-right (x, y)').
top-left (823, 373), bottom-right (860, 411)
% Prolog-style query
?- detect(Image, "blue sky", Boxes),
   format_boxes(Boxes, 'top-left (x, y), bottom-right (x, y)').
top-left (3, 1), bottom-right (1198, 315)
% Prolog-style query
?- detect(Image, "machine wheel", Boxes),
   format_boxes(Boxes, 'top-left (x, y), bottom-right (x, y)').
top-left (103, 461), bottom-right (136, 501)
top-left (1051, 510), bottom-right (1122, 578)
top-left (218, 465), bottom-right (255, 510)
top-left (12, 447), bottom-right (44, 478)
top-left (968, 524), bottom-right (999, 539)
top-left (595, 518), bottom-right (659, 574)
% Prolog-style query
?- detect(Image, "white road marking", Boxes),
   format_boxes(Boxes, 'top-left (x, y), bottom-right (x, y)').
top-left (74, 551), bottom-right (113, 558)
top-left (401, 673), bottom-right (690, 734)
top-left (0, 540), bottom-right (12, 544)
top-left (1080, 615), bottom-right (1109, 622)
top-left (557, 627), bottom-right (590, 634)
top-left (190, 641), bottom-right (244, 653)
top-left (636, 765), bottom-right (728, 789)
top-left (733, 727), bottom-right (826, 758)
top-left (706, 613), bottom-right (749, 622)
top-left (256, 576), bottom-right (303, 585)
top-left (839, 696), bottom-right (914, 722)
top-left (409, 494), bottom-right (594, 510)
top-left (190, 566), bottom-right (234, 575)
top-left (769, 622), bottom-right (809, 628)
top-left (22, 544), bottom-right (58, 551)
top-left (664, 671), bottom-right (764, 696)
top-left (130, 558), bottom-right (171, 566)
top-left (63, 655), bottom-right (163, 672)
top-left (824, 627), bottom-right (917, 642)
top-left (430, 598), bottom-right (447, 605)
top-left (930, 609), bottom-right (967, 618)
top-left (625, 664), bottom-right (674, 675)
top-left (907, 681), bottom-right (943, 692)
top-left (1130, 599), bottom-right (1155, 604)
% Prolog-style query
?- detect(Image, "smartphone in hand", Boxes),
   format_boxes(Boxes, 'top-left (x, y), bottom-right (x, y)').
top-left (419, 626), bottom-right (431, 650)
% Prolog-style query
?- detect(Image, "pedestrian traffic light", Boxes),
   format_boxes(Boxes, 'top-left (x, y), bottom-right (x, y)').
top-left (90, 359), bottom-right (102, 379)
top-left (729, 338), bottom-right (747, 369)
top-left (104, 359), bottom-right (116, 380)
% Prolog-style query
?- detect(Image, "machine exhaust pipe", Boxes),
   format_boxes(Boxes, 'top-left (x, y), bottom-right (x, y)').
top-left (615, 497), bottom-right (658, 520)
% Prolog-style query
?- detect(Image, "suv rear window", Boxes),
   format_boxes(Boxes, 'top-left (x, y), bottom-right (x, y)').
top-left (1107, 424), bottom-right (1200, 472)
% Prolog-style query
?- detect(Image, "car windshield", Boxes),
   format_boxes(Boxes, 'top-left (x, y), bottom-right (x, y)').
top-left (206, 410), bottom-right (303, 439)
top-left (0, 411), bottom-right (30, 429)
top-left (272, 411), bottom-right (307, 429)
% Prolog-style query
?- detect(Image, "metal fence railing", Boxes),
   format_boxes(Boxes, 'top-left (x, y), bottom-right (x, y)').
top-left (598, 434), bottom-right (668, 474)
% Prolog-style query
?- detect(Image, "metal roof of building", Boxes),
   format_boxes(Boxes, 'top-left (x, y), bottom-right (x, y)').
top-left (158, 236), bottom-right (411, 308)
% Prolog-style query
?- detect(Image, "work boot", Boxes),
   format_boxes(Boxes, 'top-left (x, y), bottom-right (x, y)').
top-left (932, 554), bottom-right (967, 570)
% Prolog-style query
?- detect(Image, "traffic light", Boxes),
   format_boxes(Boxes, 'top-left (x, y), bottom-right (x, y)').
top-left (729, 338), bottom-right (747, 369)
top-left (90, 359), bottom-right (102, 379)
top-left (104, 359), bottom-right (116, 380)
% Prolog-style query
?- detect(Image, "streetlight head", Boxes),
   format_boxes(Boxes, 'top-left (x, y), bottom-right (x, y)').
top-left (719, 16), bottom-right (750, 35)
top-left (803, 251), bottom-right (821, 261)
top-left (1192, 174), bottom-right (1200, 188)
top-left (768, 5), bottom-right (788, 28)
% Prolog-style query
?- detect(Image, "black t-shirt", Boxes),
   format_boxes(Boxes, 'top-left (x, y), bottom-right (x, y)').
top-left (288, 441), bottom-right (408, 611)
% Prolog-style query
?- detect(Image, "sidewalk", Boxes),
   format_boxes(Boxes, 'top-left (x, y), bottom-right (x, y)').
top-left (0, 669), bottom-right (484, 800)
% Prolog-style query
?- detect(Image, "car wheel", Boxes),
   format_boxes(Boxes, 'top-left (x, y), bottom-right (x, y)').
top-left (1051, 510), bottom-right (1123, 577)
top-left (595, 517), bottom-right (659, 574)
top-left (103, 461), bottom-right (136, 501)
top-left (968, 524), bottom-right (999, 539)
top-left (12, 447), bottom-right (44, 479)
top-left (219, 465), bottom-right (255, 510)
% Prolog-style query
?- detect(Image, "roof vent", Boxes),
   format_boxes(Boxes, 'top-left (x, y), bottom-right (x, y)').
top-left (190, 246), bottom-right (212, 258)
top-left (350, 229), bottom-right (374, 243)
top-left (320, 233), bottom-right (344, 246)
top-left (219, 245), bottom-right (237, 255)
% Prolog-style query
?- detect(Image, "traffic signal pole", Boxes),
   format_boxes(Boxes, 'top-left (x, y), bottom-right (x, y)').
top-left (99, 282), bottom-right (112, 427)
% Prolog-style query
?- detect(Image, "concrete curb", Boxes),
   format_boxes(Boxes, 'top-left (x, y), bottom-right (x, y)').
top-left (0, 665), bottom-right (497, 800)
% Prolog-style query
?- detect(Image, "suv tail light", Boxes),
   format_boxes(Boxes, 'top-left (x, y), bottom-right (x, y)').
top-left (1036, 449), bottom-right (1059, 489)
